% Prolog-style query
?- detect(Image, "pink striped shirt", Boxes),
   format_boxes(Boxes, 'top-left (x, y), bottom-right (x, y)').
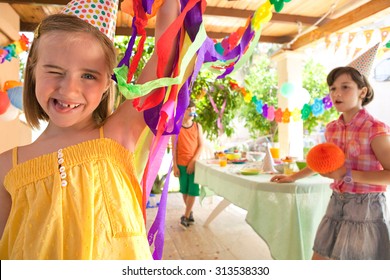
top-left (325, 108), bottom-right (390, 193)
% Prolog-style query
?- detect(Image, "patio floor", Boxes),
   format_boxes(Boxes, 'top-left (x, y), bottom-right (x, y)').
top-left (146, 192), bottom-right (273, 260)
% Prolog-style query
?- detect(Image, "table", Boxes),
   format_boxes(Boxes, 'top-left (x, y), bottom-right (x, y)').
top-left (195, 159), bottom-right (333, 260)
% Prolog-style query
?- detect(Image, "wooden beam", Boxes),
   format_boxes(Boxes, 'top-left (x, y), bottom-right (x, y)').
top-left (205, 6), bottom-right (325, 25)
top-left (291, 0), bottom-right (390, 50)
top-left (20, 20), bottom-right (291, 43)
top-left (2, 0), bottom-right (324, 25)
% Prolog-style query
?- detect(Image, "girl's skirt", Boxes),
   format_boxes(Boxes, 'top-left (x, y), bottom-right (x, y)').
top-left (313, 191), bottom-right (390, 259)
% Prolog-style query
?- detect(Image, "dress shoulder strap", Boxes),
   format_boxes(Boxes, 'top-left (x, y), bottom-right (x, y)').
top-left (12, 147), bottom-right (18, 167)
top-left (99, 126), bottom-right (104, 138)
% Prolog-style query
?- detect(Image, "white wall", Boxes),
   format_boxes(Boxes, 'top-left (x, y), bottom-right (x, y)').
top-left (0, 4), bottom-right (32, 153)
top-left (366, 80), bottom-right (390, 126)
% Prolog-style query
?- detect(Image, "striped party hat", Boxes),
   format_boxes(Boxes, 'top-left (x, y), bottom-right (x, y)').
top-left (347, 42), bottom-right (380, 77)
top-left (61, 0), bottom-right (119, 41)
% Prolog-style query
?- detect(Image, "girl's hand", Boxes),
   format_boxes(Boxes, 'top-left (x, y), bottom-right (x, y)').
top-left (270, 174), bottom-right (296, 183)
top-left (320, 165), bottom-right (346, 180)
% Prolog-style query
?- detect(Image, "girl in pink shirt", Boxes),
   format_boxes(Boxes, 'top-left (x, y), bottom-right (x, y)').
top-left (271, 66), bottom-right (390, 259)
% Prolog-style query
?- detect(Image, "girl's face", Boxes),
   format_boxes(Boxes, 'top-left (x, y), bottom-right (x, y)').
top-left (34, 32), bottom-right (110, 129)
top-left (329, 73), bottom-right (367, 115)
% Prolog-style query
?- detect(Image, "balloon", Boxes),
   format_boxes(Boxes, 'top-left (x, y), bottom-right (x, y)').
top-left (3, 80), bottom-right (22, 91)
top-left (7, 86), bottom-right (23, 110)
top-left (0, 91), bottom-right (10, 114)
top-left (0, 104), bottom-right (19, 121)
top-left (280, 82), bottom-right (296, 98)
top-left (300, 88), bottom-right (311, 105)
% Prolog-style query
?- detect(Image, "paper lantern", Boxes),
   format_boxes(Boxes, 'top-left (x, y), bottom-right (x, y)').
top-left (0, 91), bottom-right (10, 114)
top-left (306, 143), bottom-right (345, 173)
top-left (7, 86), bottom-right (23, 110)
top-left (3, 80), bottom-right (22, 91)
top-left (0, 104), bottom-right (19, 121)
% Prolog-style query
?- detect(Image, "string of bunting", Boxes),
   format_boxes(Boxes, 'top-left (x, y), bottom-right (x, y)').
top-left (0, 34), bottom-right (30, 64)
top-left (229, 79), bottom-right (333, 123)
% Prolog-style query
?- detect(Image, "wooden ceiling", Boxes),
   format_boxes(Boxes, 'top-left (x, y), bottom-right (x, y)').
top-left (1, 0), bottom-right (390, 50)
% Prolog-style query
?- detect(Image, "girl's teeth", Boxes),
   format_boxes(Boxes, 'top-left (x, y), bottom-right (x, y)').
top-left (58, 101), bottom-right (80, 108)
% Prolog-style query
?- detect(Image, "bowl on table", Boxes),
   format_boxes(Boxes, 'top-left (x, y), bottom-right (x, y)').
top-left (296, 160), bottom-right (307, 170)
top-left (226, 153), bottom-right (241, 160)
top-left (273, 164), bottom-right (284, 173)
top-left (246, 151), bottom-right (265, 161)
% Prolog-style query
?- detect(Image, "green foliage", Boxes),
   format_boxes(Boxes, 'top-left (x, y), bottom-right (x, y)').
top-left (113, 36), bottom-right (154, 107)
top-left (239, 55), bottom-right (279, 140)
top-left (190, 71), bottom-right (244, 141)
top-left (302, 59), bottom-right (338, 133)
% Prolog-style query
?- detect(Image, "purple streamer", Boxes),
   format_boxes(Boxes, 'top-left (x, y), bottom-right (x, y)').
top-left (147, 162), bottom-right (173, 260)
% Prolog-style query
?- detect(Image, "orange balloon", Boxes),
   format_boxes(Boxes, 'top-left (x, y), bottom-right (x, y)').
top-left (306, 143), bottom-right (345, 173)
top-left (3, 80), bottom-right (22, 91)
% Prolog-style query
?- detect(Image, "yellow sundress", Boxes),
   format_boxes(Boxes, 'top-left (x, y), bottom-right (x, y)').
top-left (0, 128), bottom-right (152, 259)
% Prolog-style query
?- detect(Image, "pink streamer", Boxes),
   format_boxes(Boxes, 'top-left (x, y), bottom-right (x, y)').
top-left (207, 91), bottom-right (227, 135)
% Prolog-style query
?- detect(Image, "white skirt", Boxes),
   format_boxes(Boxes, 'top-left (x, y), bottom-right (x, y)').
top-left (313, 191), bottom-right (390, 260)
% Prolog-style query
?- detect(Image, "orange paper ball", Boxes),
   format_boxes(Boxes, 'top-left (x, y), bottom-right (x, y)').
top-left (306, 143), bottom-right (345, 173)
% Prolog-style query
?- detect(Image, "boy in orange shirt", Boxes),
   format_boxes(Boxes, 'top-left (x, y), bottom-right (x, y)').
top-left (172, 100), bottom-right (204, 229)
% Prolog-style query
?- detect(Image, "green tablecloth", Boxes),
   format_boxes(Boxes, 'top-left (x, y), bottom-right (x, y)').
top-left (195, 159), bottom-right (333, 260)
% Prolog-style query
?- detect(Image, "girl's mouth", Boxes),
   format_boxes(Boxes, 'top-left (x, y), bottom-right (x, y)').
top-left (54, 99), bottom-right (81, 109)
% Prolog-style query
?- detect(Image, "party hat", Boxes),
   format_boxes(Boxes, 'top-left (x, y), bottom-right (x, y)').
top-left (347, 42), bottom-right (380, 77)
top-left (262, 145), bottom-right (278, 173)
top-left (61, 0), bottom-right (119, 41)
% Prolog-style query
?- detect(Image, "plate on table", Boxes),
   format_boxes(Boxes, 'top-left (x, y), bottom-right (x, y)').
top-left (240, 168), bottom-right (260, 175)
top-left (230, 159), bottom-right (247, 164)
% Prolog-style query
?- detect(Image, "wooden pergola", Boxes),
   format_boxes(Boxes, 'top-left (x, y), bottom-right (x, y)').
top-left (0, 0), bottom-right (389, 50)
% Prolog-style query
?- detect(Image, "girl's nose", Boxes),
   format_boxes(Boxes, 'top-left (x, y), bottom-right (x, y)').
top-left (59, 75), bottom-right (80, 96)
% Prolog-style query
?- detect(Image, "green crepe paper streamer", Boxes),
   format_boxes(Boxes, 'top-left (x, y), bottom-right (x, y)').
top-left (114, 23), bottom-right (208, 99)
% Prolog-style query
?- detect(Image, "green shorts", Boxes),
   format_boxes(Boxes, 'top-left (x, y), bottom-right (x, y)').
top-left (178, 165), bottom-right (200, 196)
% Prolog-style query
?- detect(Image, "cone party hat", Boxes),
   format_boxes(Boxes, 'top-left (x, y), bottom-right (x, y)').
top-left (347, 42), bottom-right (380, 77)
top-left (61, 0), bottom-right (119, 41)
top-left (262, 144), bottom-right (278, 173)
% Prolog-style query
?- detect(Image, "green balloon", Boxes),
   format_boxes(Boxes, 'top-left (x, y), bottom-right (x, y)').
top-left (280, 82), bottom-right (295, 98)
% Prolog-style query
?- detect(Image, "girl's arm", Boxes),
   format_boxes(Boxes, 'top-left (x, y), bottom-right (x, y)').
top-left (106, 0), bottom-right (180, 151)
top-left (0, 150), bottom-right (13, 239)
top-left (270, 166), bottom-right (315, 183)
top-left (320, 135), bottom-right (390, 185)
top-left (0, 184), bottom-right (11, 239)
top-left (352, 135), bottom-right (390, 185)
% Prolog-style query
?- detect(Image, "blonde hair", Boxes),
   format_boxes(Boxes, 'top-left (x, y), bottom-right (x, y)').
top-left (24, 14), bottom-right (117, 129)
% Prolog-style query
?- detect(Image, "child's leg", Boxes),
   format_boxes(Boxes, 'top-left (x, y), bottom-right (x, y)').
top-left (184, 196), bottom-right (196, 218)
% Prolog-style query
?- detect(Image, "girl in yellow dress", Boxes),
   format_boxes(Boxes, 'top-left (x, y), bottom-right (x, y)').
top-left (0, 0), bottom-right (179, 260)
